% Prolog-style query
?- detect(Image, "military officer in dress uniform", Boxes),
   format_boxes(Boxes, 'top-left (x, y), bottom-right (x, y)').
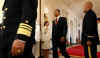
top-left (81, 1), bottom-right (99, 58)
top-left (2, 0), bottom-right (38, 58)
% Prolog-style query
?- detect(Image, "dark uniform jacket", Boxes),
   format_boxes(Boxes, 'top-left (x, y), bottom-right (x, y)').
top-left (52, 17), bottom-right (68, 43)
top-left (81, 10), bottom-right (99, 45)
top-left (2, 0), bottom-right (38, 48)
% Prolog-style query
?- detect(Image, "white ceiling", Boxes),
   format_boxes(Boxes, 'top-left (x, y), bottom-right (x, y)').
top-left (44, 0), bottom-right (100, 18)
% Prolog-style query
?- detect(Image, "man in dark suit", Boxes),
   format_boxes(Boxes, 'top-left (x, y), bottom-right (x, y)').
top-left (81, 1), bottom-right (99, 58)
top-left (2, 0), bottom-right (38, 58)
top-left (52, 9), bottom-right (70, 58)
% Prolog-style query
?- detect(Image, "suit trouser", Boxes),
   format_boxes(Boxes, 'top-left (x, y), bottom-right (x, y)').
top-left (83, 45), bottom-right (97, 58)
top-left (82, 35), bottom-right (98, 58)
top-left (52, 40), bottom-right (70, 58)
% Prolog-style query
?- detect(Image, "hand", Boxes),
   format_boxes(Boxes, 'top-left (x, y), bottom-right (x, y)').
top-left (60, 37), bottom-right (65, 43)
top-left (11, 39), bottom-right (25, 56)
top-left (87, 41), bottom-right (92, 46)
top-left (97, 20), bottom-right (100, 23)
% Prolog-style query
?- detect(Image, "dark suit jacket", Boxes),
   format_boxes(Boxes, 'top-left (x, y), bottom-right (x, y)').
top-left (52, 17), bottom-right (68, 43)
top-left (1, 0), bottom-right (38, 48)
top-left (81, 10), bottom-right (99, 45)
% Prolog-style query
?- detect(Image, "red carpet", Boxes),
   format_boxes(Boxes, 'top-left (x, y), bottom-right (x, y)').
top-left (58, 45), bottom-right (100, 58)
top-left (67, 45), bottom-right (84, 56)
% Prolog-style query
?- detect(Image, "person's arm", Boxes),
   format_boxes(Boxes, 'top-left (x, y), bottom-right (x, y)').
top-left (60, 17), bottom-right (68, 42)
top-left (16, 0), bottom-right (38, 41)
top-left (11, 0), bottom-right (38, 56)
top-left (61, 17), bottom-right (68, 38)
top-left (81, 18), bottom-right (87, 45)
